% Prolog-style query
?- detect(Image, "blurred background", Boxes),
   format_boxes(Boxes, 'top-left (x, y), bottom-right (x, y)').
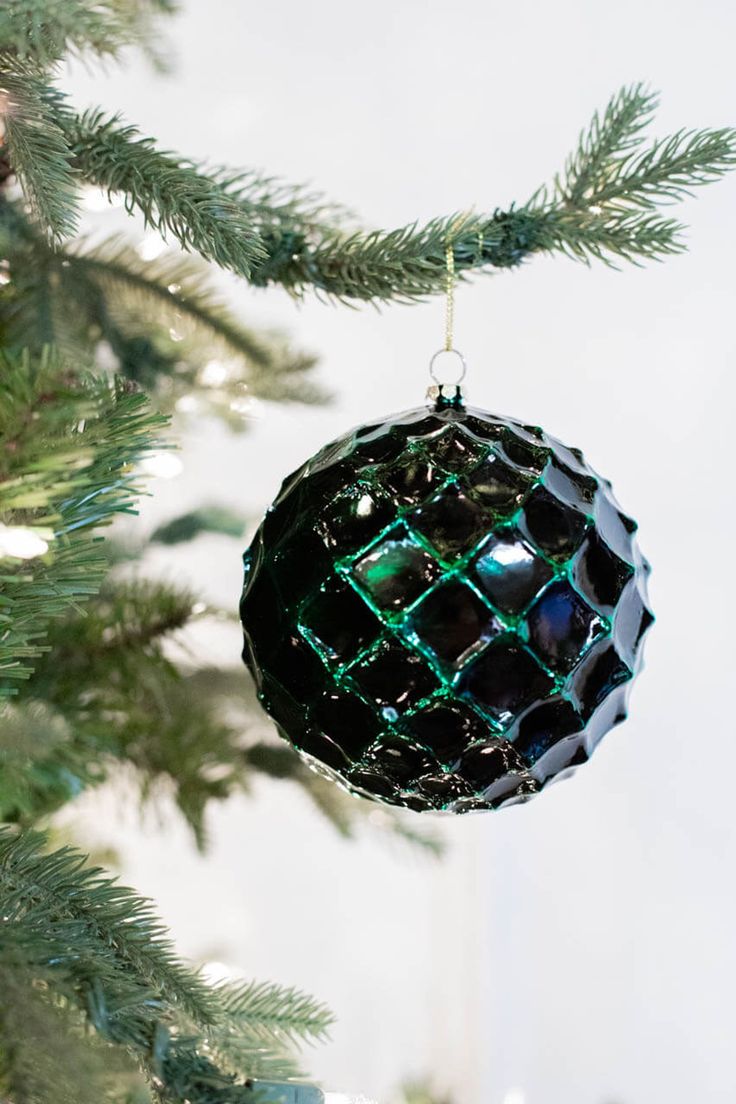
top-left (60, 2), bottom-right (736, 1102)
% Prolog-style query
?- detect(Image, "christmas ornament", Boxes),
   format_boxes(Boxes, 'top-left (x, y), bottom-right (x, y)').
top-left (241, 236), bottom-right (652, 813)
top-left (240, 388), bottom-right (653, 813)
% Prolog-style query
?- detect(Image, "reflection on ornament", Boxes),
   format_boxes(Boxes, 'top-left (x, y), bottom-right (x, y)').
top-left (240, 400), bottom-right (653, 814)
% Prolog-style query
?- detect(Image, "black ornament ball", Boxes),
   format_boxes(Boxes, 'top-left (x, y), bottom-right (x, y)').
top-left (240, 401), bottom-right (653, 813)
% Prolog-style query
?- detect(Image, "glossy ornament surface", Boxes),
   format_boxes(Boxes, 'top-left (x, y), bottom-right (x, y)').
top-left (240, 400), bottom-right (653, 813)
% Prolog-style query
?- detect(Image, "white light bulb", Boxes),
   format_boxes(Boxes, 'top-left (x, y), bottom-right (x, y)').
top-left (137, 233), bottom-right (168, 261)
top-left (175, 394), bottom-right (199, 413)
top-left (502, 1089), bottom-right (526, 1104)
top-left (139, 452), bottom-right (183, 479)
top-left (324, 1095), bottom-right (378, 1104)
top-left (201, 960), bottom-right (241, 984)
top-left (0, 525), bottom-right (50, 560)
top-left (83, 186), bottom-right (124, 212)
top-left (200, 359), bottom-right (231, 387)
top-left (229, 396), bottom-right (252, 415)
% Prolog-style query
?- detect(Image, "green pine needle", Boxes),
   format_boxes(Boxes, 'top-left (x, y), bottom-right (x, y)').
top-left (0, 829), bottom-right (326, 1099)
top-left (0, 963), bottom-right (145, 1104)
top-left (0, 827), bottom-right (218, 1025)
top-left (0, 0), bottom-right (175, 65)
top-left (217, 980), bottom-right (335, 1050)
top-left (0, 700), bottom-right (89, 823)
top-left (557, 82), bottom-right (660, 208)
top-left (63, 110), bottom-right (267, 277)
top-left (63, 238), bottom-right (321, 401)
top-left (4, 78), bottom-right (734, 292)
top-left (0, 60), bottom-right (80, 242)
top-left (0, 348), bottom-right (167, 692)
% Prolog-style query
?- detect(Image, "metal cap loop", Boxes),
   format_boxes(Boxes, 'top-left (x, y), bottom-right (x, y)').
top-left (429, 347), bottom-right (467, 387)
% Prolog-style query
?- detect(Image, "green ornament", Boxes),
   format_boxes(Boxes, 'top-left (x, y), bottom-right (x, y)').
top-left (240, 396), bottom-right (653, 813)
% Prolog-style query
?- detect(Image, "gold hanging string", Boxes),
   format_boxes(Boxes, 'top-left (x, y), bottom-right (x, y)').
top-left (444, 237), bottom-right (456, 353)
top-left (428, 217), bottom-right (469, 398)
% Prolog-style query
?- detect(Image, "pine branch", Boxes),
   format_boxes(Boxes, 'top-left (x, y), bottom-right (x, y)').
top-left (0, 349), bottom-right (167, 692)
top-left (0, 962), bottom-right (145, 1104)
top-left (0, 831), bottom-right (327, 1100)
top-left (249, 209), bottom-right (538, 301)
top-left (0, 202), bottom-right (321, 406)
top-left (0, 828), bottom-right (217, 1025)
top-left (0, 0), bottom-right (173, 65)
top-left (578, 126), bottom-right (736, 211)
top-left (151, 507), bottom-right (246, 544)
top-left (24, 596), bottom-right (241, 850)
top-left (0, 197), bottom-right (58, 346)
top-left (63, 110), bottom-right (266, 277)
top-left (6, 80), bottom-right (732, 295)
top-left (559, 82), bottom-right (659, 208)
top-left (532, 207), bottom-right (686, 267)
top-left (216, 981), bottom-right (334, 1050)
top-left (67, 577), bottom-right (200, 653)
top-left (0, 59), bottom-right (79, 241)
top-left (194, 980), bottom-right (334, 1084)
top-left (0, 700), bottom-right (91, 823)
top-left (63, 239), bottom-right (321, 402)
top-left (525, 84), bottom-right (736, 266)
top-left (62, 86), bottom-right (736, 296)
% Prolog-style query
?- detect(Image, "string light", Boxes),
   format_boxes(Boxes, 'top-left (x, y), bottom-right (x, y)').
top-left (0, 524), bottom-right (50, 560)
top-left (175, 394), bottom-right (199, 413)
top-left (324, 1095), bottom-right (378, 1104)
top-left (139, 452), bottom-right (183, 479)
top-left (502, 1089), bottom-right (526, 1104)
top-left (200, 359), bottom-right (231, 387)
top-left (201, 960), bottom-right (241, 984)
top-left (137, 233), bottom-right (168, 261)
top-left (229, 396), bottom-right (253, 415)
top-left (82, 186), bottom-right (124, 211)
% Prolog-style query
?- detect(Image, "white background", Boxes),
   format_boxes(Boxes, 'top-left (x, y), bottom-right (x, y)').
top-left (63, 3), bottom-right (736, 1102)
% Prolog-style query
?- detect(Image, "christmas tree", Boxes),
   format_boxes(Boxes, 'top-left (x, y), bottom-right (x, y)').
top-left (1, 3), bottom-right (735, 1101)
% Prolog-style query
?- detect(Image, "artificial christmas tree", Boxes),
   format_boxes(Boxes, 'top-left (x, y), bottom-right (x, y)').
top-left (1, 3), bottom-right (735, 1100)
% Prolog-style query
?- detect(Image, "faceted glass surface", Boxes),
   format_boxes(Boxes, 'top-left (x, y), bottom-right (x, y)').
top-left (473, 529), bottom-right (553, 616)
top-left (464, 452), bottom-right (533, 514)
top-left (402, 698), bottom-right (489, 765)
top-left (510, 696), bottom-right (585, 764)
top-left (419, 427), bottom-right (487, 473)
top-left (317, 484), bottom-right (395, 554)
top-left (525, 579), bottom-right (605, 674)
top-left (368, 735), bottom-right (435, 784)
top-left (351, 526), bottom-right (439, 612)
top-left (241, 399), bottom-right (653, 814)
top-left (458, 637), bottom-right (555, 723)
top-left (300, 576), bottom-right (379, 664)
top-left (410, 483), bottom-right (492, 561)
top-left (573, 529), bottom-right (634, 614)
top-left (520, 485), bottom-right (589, 561)
top-left (349, 639), bottom-right (440, 715)
top-left (406, 580), bottom-right (501, 669)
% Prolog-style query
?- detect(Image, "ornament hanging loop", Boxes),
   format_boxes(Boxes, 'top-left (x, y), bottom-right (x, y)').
top-left (429, 347), bottom-right (467, 386)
